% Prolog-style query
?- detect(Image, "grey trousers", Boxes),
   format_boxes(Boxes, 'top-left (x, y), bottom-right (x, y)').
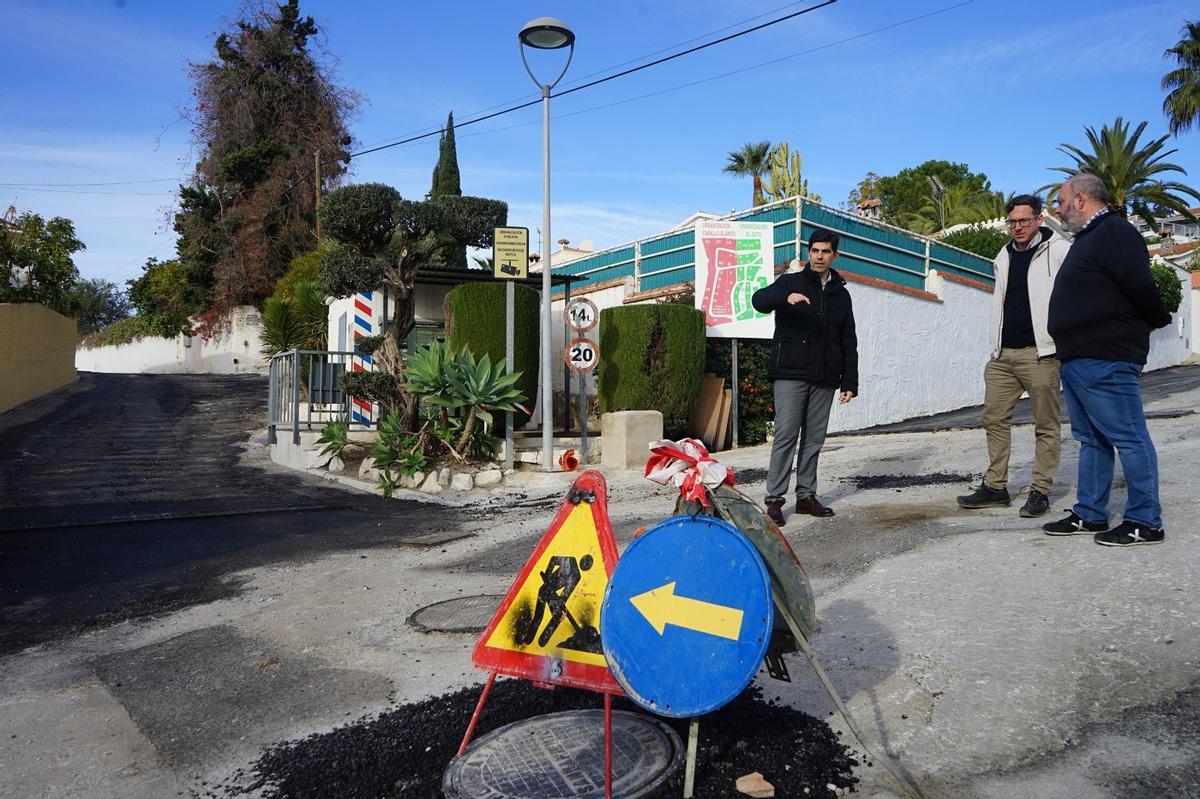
top-left (766, 380), bottom-right (836, 502)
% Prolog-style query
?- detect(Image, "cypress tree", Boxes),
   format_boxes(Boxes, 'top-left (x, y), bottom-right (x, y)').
top-left (429, 112), bottom-right (466, 268)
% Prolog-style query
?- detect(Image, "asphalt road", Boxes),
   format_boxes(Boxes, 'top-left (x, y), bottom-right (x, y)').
top-left (0, 372), bottom-right (462, 656)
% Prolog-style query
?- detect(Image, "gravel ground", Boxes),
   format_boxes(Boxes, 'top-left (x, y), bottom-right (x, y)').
top-left (209, 680), bottom-right (858, 799)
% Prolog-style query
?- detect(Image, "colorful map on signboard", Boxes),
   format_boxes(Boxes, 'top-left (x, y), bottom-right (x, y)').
top-left (694, 220), bottom-right (774, 338)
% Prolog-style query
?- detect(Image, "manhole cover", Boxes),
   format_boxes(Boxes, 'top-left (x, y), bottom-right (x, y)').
top-left (408, 595), bottom-right (503, 634)
top-left (444, 709), bottom-right (681, 798)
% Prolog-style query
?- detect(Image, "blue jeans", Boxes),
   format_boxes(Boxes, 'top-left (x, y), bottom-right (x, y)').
top-left (1060, 358), bottom-right (1161, 529)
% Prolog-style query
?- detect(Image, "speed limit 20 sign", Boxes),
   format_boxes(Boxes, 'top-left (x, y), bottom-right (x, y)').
top-left (565, 337), bottom-right (599, 372)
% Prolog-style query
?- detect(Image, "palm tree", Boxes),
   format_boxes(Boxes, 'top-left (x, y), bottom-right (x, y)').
top-left (723, 141), bottom-right (772, 208)
top-left (1043, 117), bottom-right (1200, 231)
top-left (902, 185), bottom-right (1001, 234)
top-left (1162, 20), bottom-right (1200, 136)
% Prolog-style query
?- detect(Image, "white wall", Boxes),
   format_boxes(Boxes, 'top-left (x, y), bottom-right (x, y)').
top-left (1146, 265), bottom-right (1193, 370)
top-left (76, 306), bottom-right (267, 374)
top-left (546, 268), bottom-right (1195, 434)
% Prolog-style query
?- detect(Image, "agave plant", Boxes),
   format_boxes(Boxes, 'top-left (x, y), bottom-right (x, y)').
top-left (401, 339), bottom-right (458, 414)
top-left (317, 416), bottom-right (349, 457)
top-left (435, 349), bottom-right (526, 453)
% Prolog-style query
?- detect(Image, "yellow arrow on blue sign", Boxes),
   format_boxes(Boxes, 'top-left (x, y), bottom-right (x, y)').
top-left (629, 581), bottom-right (744, 640)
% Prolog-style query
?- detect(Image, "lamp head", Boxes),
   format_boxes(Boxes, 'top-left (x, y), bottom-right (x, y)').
top-left (519, 17), bottom-right (574, 50)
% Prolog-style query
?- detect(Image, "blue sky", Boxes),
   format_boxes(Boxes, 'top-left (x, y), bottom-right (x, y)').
top-left (2, 0), bottom-right (1197, 285)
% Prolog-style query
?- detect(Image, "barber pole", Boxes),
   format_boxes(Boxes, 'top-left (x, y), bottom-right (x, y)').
top-left (350, 290), bottom-right (375, 426)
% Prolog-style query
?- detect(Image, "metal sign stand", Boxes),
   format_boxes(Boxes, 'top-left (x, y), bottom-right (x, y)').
top-left (730, 338), bottom-right (739, 449)
top-left (492, 227), bottom-right (528, 473)
top-left (505, 281), bottom-right (514, 471)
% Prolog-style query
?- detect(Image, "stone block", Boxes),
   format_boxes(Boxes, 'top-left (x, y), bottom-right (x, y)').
top-left (600, 410), bottom-right (663, 470)
top-left (475, 469), bottom-right (503, 489)
top-left (327, 456), bottom-right (345, 473)
top-left (451, 472), bottom-right (474, 491)
top-left (419, 473), bottom-right (444, 494)
top-left (438, 467), bottom-right (452, 486)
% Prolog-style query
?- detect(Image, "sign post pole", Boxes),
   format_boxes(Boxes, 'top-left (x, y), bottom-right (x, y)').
top-left (564, 297), bottom-right (599, 466)
top-left (731, 337), bottom-right (739, 449)
top-left (506, 280), bottom-right (515, 471)
top-left (493, 227), bottom-right (529, 472)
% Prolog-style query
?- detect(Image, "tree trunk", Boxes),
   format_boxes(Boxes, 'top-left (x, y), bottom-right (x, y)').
top-left (382, 254), bottom-right (421, 431)
top-left (455, 405), bottom-right (478, 454)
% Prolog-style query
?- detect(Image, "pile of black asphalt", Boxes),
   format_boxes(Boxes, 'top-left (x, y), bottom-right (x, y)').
top-left (208, 679), bottom-right (859, 799)
top-left (0, 372), bottom-right (464, 655)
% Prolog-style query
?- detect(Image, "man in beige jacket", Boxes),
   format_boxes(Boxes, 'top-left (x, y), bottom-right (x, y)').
top-left (958, 194), bottom-right (1071, 517)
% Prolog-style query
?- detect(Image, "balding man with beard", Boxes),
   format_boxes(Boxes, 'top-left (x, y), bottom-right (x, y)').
top-left (1041, 173), bottom-right (1173, 547)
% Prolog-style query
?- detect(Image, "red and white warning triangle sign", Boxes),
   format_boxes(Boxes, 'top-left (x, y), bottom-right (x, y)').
top-left (472, 470), bottom-right (623, 694)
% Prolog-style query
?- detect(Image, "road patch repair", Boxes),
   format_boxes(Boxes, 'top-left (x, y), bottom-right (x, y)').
top-left (5, 366), bottom-right (1200, 798)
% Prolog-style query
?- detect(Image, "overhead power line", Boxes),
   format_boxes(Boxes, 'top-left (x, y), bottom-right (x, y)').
top-left (348, 0), bottom-right (837, 160)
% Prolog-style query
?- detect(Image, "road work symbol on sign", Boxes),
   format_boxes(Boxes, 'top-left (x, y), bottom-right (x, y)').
top-left (473, 470), bottom-right (623, 694)
top-left (600, 514), bottom-right (772, 717)
top-left (630, 581), bottom-right (744, 640)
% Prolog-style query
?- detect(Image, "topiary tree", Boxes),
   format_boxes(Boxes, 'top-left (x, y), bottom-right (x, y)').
top-left (444, 281), bottom-right (539, 428)
top-left (317, 182), bottom-right (506, 427)
top-left (596, 304), bottom-right (705, 438)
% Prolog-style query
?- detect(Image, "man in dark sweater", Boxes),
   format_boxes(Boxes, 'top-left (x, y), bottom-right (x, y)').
top-left (1043, 173), bottom-right (1173, 546)
top-left (957, 194), bottom-right (1070, 518)
top-left (751, 229), bottom-right (858, 526)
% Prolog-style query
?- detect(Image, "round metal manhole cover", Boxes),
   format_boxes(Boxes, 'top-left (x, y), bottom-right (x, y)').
top-left (443, 709), bottom-right (682, 798)
top-left (408, 595), bottom-right (503, 634)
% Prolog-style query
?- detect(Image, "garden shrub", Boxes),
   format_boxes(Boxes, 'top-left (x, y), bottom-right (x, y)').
top-left (939, 224), bottom-right (1009, 260)
top-left (78, 315), bottom-right (170, 349)
top-left (706, 338), bottom-right (774, 446)
top-left (596, 303), bottom-right (704, 438)
top-left (1151, 262), bottom-right (1182, 314)
top-left (444, 282), bottom-right (538, 428)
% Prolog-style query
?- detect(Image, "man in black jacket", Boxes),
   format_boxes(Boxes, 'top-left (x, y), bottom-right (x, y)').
top-left (752, 229), bottom-right (858, 526)
top-left (1042, 173), bottom-right (1173, 546)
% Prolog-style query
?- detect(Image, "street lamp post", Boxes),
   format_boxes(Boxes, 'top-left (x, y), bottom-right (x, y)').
top-left (519, 16), bottom-right (574, 471)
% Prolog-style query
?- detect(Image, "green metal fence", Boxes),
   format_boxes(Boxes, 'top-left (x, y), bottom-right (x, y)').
top-left (552, 196), bottom-right (994, 296)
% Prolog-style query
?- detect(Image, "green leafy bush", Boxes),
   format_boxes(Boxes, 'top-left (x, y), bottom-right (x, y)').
top-left (705, 338), bottom-right (774, 446)
top-left (596, 304), bottom-right (705, 438)
top-left (939, 224), bottom-right (1009, 260)
top-left (444, 282), bottom-right (538, 428)
top-left (353, 334), bottom-right (385, 356)
top-left (1151, 262), bottom-right (1183, 314)
top-left (317, 416), bottom-right (349, 457)
top-left (341, 371), bottom-right (400, 407)
top-left (78, 315), bottom-right (171, 349)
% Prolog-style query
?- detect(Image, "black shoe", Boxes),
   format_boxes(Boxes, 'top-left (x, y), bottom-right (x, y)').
top-left (765, 499), bottom-right (785, 526)
top-left (1019, 489), bottom-right (1050, 518)
top-left (1043, 511), bottom-right (1107, 535)
top-left (795, 496), bottom-right (835, 517)
top-left (957, 482), bottom-right (1011, 509)
top-left (1094, 520), bottom-right (1165, 547)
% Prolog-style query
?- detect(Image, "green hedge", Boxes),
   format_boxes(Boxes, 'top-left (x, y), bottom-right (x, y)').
top-left (444, 282), bottom-right (538, 427)
top-left (597, 304), bottom-right (705, 438)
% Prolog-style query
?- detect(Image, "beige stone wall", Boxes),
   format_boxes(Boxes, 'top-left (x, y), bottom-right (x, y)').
top-left (0, 303), bottom-right (77, 415)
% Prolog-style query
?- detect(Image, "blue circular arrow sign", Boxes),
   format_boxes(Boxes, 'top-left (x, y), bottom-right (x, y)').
top-left (601, 515), bottom-right (773, 718)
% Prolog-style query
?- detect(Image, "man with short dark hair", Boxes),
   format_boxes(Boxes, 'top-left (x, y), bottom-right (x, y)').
top-left (958, 194), bottom-right (1070, 518)
top-left (1043, 173), bottom-right (1173, 546)
top-left (753, 229), bottom-right (858, 526)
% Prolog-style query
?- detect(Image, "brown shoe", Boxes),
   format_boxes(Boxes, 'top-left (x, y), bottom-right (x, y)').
top-left (765, 499), bottom-right (785, 526)
top-left (795, 496), bottom-right (835, 517)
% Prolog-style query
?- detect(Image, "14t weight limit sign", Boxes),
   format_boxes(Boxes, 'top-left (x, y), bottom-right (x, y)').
top-left (565, 337), bottom-right (599, 372)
